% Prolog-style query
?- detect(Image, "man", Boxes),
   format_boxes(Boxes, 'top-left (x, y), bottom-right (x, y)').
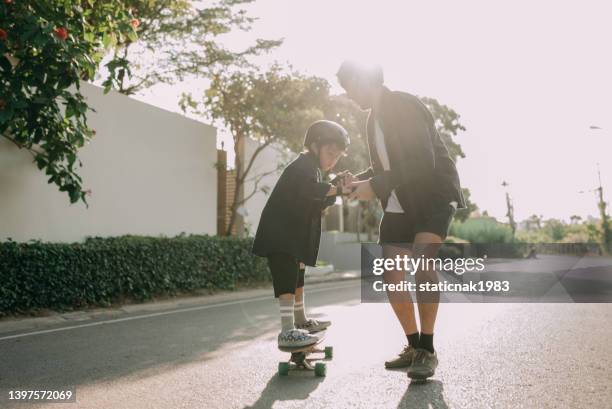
top-left (337, 60), bottom-right (466, 379)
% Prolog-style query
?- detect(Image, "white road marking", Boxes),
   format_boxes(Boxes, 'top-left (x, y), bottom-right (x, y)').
top-left (0, 282), bottom-right (357, 341)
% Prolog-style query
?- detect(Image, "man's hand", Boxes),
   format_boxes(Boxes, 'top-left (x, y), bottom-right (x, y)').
top-left (348, 180), bottom-right (376, 201)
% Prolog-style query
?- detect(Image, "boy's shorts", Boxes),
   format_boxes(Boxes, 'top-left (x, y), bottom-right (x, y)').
top-left (267, 253), bottom-right (305, 298)
top-left (379, 201), bottom-right (457, 244)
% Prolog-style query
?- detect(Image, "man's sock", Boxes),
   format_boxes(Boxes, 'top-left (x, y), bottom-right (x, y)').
top-left (419, 332), bottom-right (435, 353)
top-left (279, 298), bottom-right (295, 332)
top-left (406, 332), bottom-right (420, 348)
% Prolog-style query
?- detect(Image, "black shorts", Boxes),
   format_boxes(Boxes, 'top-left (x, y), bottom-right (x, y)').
top-left (267, 253), bottom-right (306, 298)
top-left (379, 202), bottom-right (456, 244)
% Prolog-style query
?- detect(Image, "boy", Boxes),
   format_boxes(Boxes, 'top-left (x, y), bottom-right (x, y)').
top-left (252, 120), bottom-right (351, 347)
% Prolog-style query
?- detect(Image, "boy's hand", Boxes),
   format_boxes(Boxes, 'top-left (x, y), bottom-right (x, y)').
top-left (348, 180), bottom-right (376, 201)
top-left (340, 172), bottom-right (358, 188)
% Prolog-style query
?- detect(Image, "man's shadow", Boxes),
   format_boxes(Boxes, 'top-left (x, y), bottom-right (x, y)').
top-left (397, 379), bottom-right (448, 409)
top-left (244, 372), bottom-right (323, 409)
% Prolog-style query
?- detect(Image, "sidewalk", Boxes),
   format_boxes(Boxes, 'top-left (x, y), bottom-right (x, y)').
top-left (0, 270), bottom-right (360, 337)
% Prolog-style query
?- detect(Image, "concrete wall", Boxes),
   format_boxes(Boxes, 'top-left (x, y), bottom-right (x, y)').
top-left (0, 82), bottom-right (217, 242)
top-left (242, 138), bottom-right (289, 236)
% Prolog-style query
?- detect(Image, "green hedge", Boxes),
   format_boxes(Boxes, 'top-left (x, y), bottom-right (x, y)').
top-left (0, 235), bottom-right (270, 316)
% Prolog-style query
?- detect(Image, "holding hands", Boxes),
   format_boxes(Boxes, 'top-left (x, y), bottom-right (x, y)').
top-left (330, 171), bottom-right (376, 201)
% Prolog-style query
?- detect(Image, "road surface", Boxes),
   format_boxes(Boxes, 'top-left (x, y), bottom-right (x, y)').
top-left (1, 279), bottom-right (611, 408)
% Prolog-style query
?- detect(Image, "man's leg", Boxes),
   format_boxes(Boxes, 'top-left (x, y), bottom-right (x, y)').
top-left (383, 245), bottom-right (419, 336)
top-left (407, 232), bottom-right (443, 379)
top-left (413, 232), bottom-right (444, 337)
top-left (382, 244), bottom-right (420, 368)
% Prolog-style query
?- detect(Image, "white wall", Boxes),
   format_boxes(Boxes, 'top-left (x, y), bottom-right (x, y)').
top-left (0, 82), bottom-right (217, 242)
top-left (242, 139), bottom-right (289, 236)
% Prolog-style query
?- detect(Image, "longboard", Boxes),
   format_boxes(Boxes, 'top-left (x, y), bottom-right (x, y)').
top-left (278, 333), bottom-right (333, 377)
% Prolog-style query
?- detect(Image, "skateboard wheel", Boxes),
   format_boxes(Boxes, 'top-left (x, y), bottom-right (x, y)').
top-left (324, 346), bottom-right (333, 359)
top-left (314, 362), bottom-right (326, 377)
top-left (278, 362), bottom-right (290, 376)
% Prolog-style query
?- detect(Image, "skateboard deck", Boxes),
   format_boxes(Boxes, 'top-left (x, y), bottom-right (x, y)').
top-left (278, 333), bottom-right (332, 377)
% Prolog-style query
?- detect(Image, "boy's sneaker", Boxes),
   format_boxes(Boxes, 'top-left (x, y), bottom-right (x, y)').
top-left (407, 348), bottom-right (438, 380)
top-left (384, 345), bottom-right (417, 368)
top-left (295, 319), bottom-right (331, 333)
top-left (277, 328), bottom-right (318, 348)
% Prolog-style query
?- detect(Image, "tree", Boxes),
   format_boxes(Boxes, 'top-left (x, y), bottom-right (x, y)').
top-left (1, 1), bottom-right (138, 204)
top-left (106, 0), bottom-right (282, 95)
top-left (420, 96), bottom-right (466, 162)
top-left (181, 64), bottom-right (330, 235)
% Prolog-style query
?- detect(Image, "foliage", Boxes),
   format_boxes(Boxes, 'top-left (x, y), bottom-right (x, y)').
top-left (449, 217), bottom-right (517, 244)
top-left (516, 217), bottom-right (602, 244)
top-left (181, 64), bottom-right (331, 235)
top-left (0, 235), bottom-right (269, 316)
top-left (107, 0), bottom-right (282, 94)
top-left (1, 0), bottom-right (138, 204)
top-left (420, 96), bottom-right (466, 162)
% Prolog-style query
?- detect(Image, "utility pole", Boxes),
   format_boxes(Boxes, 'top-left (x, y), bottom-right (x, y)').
top-left (502, 181), bottom-right (516, 236)
top-left (595, 164), bottom-right (611, 253)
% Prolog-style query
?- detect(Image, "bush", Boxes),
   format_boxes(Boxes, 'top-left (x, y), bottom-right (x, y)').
top-left (0, 235), bottom-right (269, 316)
top-left (449, 217), bottom-right (516, 244)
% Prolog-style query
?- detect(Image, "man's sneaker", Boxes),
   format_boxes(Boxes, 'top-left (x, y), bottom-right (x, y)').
top-left (295, 319), bottom-right (331, 333)
top-left (385, 345), bottom-right (417, 368)
top-left (407, 348), bottom-right (438, 380)
top-left (277, 328), bottom-right (318, 348)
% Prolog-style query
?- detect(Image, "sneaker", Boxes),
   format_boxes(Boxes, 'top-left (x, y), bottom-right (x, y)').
top-left (277, 328), bottom-right (318, 348)
top-left (407, 348), bottom-right (438, 380)
top-left (295, 319), bottom-right (331, 333)
top-left (385, 345), bottom-right (417, 368)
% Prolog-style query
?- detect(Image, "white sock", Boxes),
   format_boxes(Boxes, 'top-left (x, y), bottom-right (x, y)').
top-left (294, 294), bottom-right (307, 325)
top-left (279, 298), bottom-right (294, 332)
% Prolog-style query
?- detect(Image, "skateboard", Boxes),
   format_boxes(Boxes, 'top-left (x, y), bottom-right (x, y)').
top-left (277, 333), bottom-right (333, 377)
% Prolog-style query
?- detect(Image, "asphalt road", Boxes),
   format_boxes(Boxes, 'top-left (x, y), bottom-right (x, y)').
top-left (1, 279), bottom-right (611, 408)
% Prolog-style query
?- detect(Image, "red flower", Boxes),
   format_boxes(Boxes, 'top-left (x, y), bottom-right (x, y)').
top-left (130, 19), bottom-right (140, 29)
top-left (53, 27), bottom-right (68, 40)
top-left (0, 29), bottom-right (7, 41)
top-left (4, 0), bottom-right (13, 4)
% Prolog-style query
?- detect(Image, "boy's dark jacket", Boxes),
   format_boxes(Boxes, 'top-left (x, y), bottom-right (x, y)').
top-left (252, 152), bottom-right (334, 266)
top-left (358, 87), bottom-right (466, 220)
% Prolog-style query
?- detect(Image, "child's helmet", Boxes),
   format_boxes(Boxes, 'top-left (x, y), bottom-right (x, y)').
top-left (304, 120), bottom-right (350, 151)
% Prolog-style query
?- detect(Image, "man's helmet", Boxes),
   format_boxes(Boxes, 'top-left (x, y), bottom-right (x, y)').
top-left (303, 120), bottom-right (350, 151)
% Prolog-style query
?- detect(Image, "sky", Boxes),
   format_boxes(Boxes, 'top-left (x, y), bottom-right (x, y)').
top-left (137, 0), bottom-right (611, 223)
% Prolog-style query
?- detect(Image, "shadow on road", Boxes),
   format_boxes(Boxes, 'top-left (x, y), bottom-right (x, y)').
top-left (243, 373), bottom-right (323, 409)
top-left (0, 284), bottom-right (359, 395)
top-left (397, 379), bottom-right (448, 409)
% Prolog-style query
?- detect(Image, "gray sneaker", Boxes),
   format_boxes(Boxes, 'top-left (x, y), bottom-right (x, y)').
top-left (277, 328), bottom-right (318, 348)
top-left (295, 319), bottom-right (331, 333)
top-left (385, 345), bottom-right (417, 368)
top-left (407, 348), bottom-right (438, 379)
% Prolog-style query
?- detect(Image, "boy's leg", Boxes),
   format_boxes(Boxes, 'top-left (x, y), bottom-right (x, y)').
top-left (294, 264), bottom-right (308, 325)
top-left (279, 293), bottom-right (295, 331)
top-left (268, 254), bottom-right (318, 347)
top-left (294, 264), bottom-right (331, 332)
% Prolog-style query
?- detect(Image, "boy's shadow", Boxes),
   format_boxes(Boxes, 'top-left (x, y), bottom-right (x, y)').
top-left (243, 373), bottom-right (323, 409)
top-left (398, 379), bottom-right (448, 409)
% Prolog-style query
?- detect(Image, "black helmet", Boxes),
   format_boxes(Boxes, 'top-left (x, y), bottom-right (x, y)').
top-left (304, 120), bottom-right (350, 151)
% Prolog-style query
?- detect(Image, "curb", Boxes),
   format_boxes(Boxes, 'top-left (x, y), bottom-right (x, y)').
top-left (0, 270), bottom-right (360, 337)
